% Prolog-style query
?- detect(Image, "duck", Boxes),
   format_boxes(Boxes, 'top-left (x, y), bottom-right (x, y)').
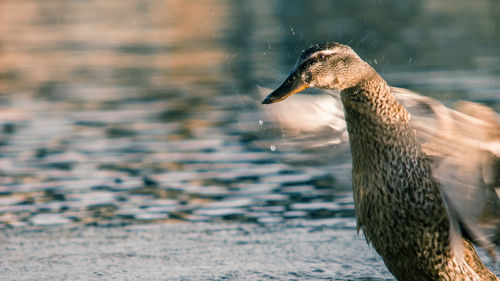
top-left (261, 42), bottom-right (500, 280)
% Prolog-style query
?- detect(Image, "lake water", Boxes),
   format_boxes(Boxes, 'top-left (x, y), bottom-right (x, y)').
top-left (0, 0), bottom-right (499, 279)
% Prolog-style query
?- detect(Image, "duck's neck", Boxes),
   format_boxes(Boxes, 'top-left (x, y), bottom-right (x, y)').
top-left (342, 74), bottom-right (409, 124)
top-left (341, 80), bottom-right (428, 201)
top-left (340, 75), bottom-right (418, 162)
top-left (340, 76), bottom-right (446, 278)
top-left (338, 78), bottom-right (499, 279)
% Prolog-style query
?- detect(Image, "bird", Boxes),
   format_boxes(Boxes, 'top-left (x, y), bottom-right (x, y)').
top-left (261, 42), bottom-right (500, 280)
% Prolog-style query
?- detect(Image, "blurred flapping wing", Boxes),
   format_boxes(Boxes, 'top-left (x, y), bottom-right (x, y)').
top-left (259, 85), bottom-right (500, 256)
top-left (394, 87), bottom-right (500, 259)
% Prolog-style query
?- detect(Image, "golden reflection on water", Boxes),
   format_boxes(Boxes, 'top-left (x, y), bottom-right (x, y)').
top-left (0, 0), bottom-right (229, 92)
top-left (0, 0), bottom-right (498, 246)
top-left (2, 0), bottom-right (500, 96)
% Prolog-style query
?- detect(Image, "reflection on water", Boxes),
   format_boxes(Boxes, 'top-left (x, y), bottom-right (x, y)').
top-left (0, 0), bottom-right (499, 229)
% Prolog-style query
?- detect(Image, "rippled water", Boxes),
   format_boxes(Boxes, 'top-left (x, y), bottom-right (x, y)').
top-left (0, 0), bottom-right (499, 278)
top-left (1, 0), bottom-right (499, 228)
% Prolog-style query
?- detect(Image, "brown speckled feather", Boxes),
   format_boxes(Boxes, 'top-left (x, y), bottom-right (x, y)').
top-left (261, 42), bottom-right (499, 280)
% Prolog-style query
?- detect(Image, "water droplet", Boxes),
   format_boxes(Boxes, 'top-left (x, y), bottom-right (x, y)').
top-left (259, 120), bottom-right (264, 125)
top-left (270, 144), bottom-right (276, 151)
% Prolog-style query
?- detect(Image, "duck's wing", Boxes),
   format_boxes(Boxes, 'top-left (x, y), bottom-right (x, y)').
top-left (259, 86), bottom-right (500, 257)
top-left (256, 86), bottom-right (350, 166)
top-left (393, 87), bottom-right (500, 259)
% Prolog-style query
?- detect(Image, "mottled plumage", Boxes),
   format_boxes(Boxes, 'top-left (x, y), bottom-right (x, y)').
top-left (262, 42), bottom-right (499, 280)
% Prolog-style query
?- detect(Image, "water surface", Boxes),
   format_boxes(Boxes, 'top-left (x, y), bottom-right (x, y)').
top-left (0, 0), bottom-right (499, 278)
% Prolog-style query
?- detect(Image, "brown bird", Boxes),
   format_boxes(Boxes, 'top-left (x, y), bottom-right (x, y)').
top-left (262, 42), bottom-right (499, 280)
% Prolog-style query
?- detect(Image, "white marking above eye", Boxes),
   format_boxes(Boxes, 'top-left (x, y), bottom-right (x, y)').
top-left (309, 49), bottom-right (337, 59)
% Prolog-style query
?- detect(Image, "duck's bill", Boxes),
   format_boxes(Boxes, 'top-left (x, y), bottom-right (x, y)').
top-left (262, 73), bottom-right (308, 104)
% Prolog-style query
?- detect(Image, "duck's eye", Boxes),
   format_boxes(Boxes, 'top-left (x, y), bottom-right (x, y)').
top-left (318, 54), bottom-right (326, 60)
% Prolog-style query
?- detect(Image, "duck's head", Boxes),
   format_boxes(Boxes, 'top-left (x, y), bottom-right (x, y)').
top-left (262, 42), bottom-right (374, 104)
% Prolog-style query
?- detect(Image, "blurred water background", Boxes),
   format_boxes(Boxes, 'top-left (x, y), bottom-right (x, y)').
top-left (0, 0), bottom-right (499, 279)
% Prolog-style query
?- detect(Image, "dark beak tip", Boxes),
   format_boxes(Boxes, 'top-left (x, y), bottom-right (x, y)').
top-left (260, 71), bottom-right (306, 105)
top-left (261, 92), bottom-right (278, 104)
top-left (261, 94), bottom-right (281, 105)
top-left (261, 97), bottom-right (272, 104)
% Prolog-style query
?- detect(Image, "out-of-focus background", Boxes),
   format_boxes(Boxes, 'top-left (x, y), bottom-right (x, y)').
top-left (0, 0), bottom-right (499, 279)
